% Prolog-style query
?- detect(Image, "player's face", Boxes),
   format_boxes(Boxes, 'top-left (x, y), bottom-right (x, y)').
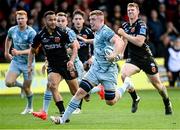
top-left (56, 16), bottom-right (68, 29)
top-left (127, 6), bottom-right (139, 19)
top-left (16, 14), bottom-right (27, 28)
top-left (45, 14), bottom-right (56, 30)
top-left (89, 15), bottom-right (101, 31)
top-left (72, 14), bottom-right (84, 29)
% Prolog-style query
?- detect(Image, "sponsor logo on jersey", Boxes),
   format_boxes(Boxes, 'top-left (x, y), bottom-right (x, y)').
top-left (54, 37), bottom-right (60, 43)
top-left (130, 27), bottom-right (135, 33)
top-left (42, 38), bottom-right (50, 43)
top-left (140, 27), bottom-right (146, 35)
top-left (151, 66), bottom-right (157, 73)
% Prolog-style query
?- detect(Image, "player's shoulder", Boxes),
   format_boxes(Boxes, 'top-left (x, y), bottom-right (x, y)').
top-left (27, 26), bottom-right (36, 31)
top-left (27, 26), bottom-right (36, 34)
top-left (122, 21), bottom-right (129, 28)
top-left (84, 26), bottom-right (93, 34)
top-left (8, 25), bottom-right (18, 32)
top-left (66, 27), bottom-right (75, 34)
top-left (84, 26), bottom-right (92, 32)
top-left (56, 26), bottom-right (68, 35)
top-left (102, 25), bottom-right (114, 34)
top-left (137, 19), bottom-right (147, 28)
top-left (37, 27), bottom-right (45, 35)
top-left (100, 25), bottom-right (115, 39)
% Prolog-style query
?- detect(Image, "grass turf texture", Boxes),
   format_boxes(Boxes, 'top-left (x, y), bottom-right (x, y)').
top-left (0, 88), bottom-right (180, 130)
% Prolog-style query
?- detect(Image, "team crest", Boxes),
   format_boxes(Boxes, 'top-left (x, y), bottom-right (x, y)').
top-left (130, 27), bottom-right (135, 33)
top-left (151, 66), bottom-right (156, 73)
top-left (54, 37), bottom-right (60, 43)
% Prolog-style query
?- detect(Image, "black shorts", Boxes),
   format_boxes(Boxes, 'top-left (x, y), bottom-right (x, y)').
top-left (126, 56), bottom-right (158, 75)
top-left (47, 65), bottom-right (77, 80)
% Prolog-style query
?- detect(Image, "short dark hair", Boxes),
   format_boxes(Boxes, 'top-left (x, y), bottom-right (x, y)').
top-left (73, 9), bottom-right (85, 18)
top-left (43, 11), bottom-right (55, 18)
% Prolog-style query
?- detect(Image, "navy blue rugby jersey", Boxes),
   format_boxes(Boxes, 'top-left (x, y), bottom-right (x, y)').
top-left (32, 26), bottom-right (71, 65)
top-left (71, 26), bottom-right (94, 63)
top-left (122, 19), bottom-right (153, 59)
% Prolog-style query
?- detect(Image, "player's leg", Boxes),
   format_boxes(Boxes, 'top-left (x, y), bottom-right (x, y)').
top-left (21, 79), bottom-right (33, 114)
top-left (66, 78), bottom-right (83, 114)
top-left (5, 61), bottom-right (24, 98)
top-left (32, 86), bottom-right (52, 120)
top-left (147, 73), bottom-right (172, 115)
top-left (50, 80), bottom-right (94, 124)
top-left (99, 65), bottom-right (130, 105)
top-left (5, 61), bottom-right (23, 88)
top-left (74, 58), bottom-right (85, 83)
top-left (20, 63), bottom-right (34, 114)
top-left (43, 87), bottom-right (52, 114)
top-left (169, 72), bottom-right (178, 87)
top-left (48, 72), bottom-right (66, 115)
top-left (88, 84), bottom-right (105, 100)
top-left (74, 58), bottom-right (92, 102)
top-left (121, 63), bottom-right (141, 113)
top-left (32, 72), bottom-right (65, 120)
top-left (50, 67), bottom-right (97, 124)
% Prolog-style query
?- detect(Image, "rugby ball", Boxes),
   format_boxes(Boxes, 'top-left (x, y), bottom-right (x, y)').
top-left (104, 46), bottom-right (122, 62)
top-left (104, 46), bottom-right (113, 56)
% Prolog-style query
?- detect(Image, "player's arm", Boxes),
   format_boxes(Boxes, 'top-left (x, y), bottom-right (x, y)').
top-left (107, 34), bottom-right (125, 62)
top-left (118, 28), bottom-right (145, 47)
top-left (28, 45), bottom-right (36, 61)
top-left (28, 47), bottom-right (36, 67)
top-left (28, 33), bottom-right (40, 74)
top-left (120, 37), bottom-right (128, 57)
top-left (77, 35), bottom-right (94, 44)
top-left (67, 41), bottom-right (78, 71)
top-left (74, 39), bottom-right (80, 49)
top-left (27, 46), bottom-right (36, 79)
top-left (4, 36), bottom-right (13, 61)
top-left (11, 48), bottom-right (30, 56)
top-left (42, 57), bottom-right (48, 75)
top-left (69, 41), bottom-right (78, 63)
top-left (112, 34), bottom-right (125, 56)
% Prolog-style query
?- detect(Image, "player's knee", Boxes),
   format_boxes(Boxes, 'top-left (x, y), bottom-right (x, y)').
top-left (48, 81), bottom-right (57, 90)
top-left (74, 88), bottom-right (87, 98)
top-left (150, 78), bottom-right (161, 88)
top-left (79, 79), bottom-right (93, 93)
top-left (105, 90), bottom-right (116, 106)
top-left (105, 90), bottom-right (115, 101)
top-left (70, 88), bottom-right (77, 95)
top-left (128, 88), bottom-right (134, 93)
top-left (121, 74), bottom-right (127, 81)
top-left (106, 101), bottom-right (115, 106)
top-left (5, 81), bottom-right (15, 87)
top-left (23, 86), bottom-right (30, 93)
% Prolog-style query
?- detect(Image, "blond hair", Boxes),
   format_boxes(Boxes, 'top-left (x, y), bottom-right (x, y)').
top-left (56, 12), bottom-right (68, 18)
top-left (127, 2), bottom-right (139, 10)
top-left (89, 10), bottom-right (104, 17)
top-left (16, 10), bottom-right (27, 17)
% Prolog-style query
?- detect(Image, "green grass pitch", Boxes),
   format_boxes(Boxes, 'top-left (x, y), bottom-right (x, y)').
top-left (0, 88), bottom-right (180, 130)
